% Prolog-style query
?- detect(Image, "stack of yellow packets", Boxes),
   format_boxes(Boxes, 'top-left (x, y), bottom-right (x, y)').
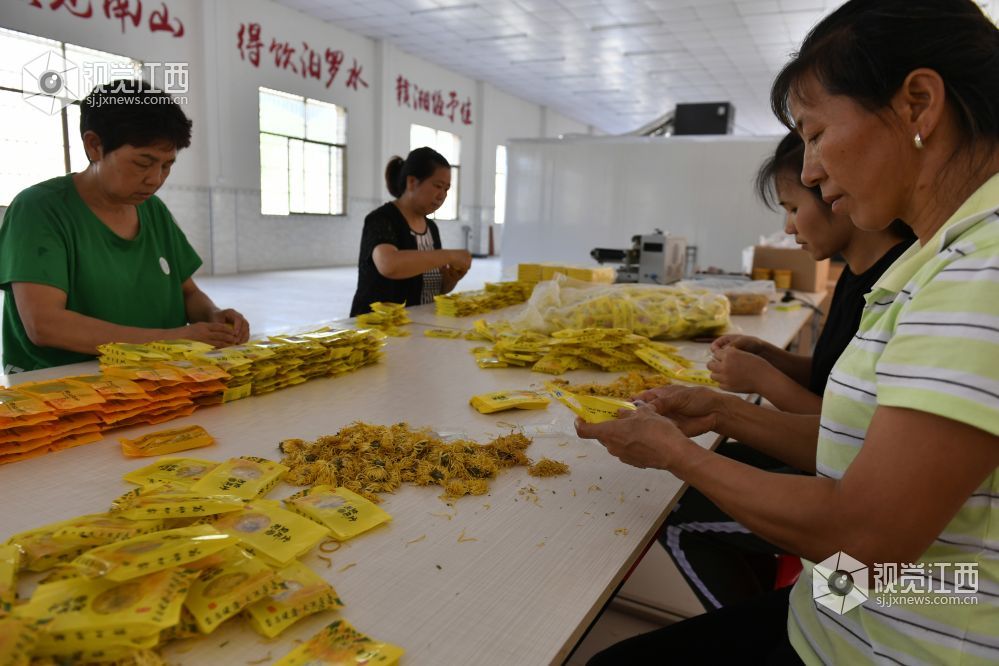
top-left (517, 263), bottom-right (615, 284)
top-left (355, 302), bottom-right (411, 336)
top-left (273, 619), bottom-right (404, 665)
top-left (434, 281), bottom-right (534, 317)
top-left (0, 453), bottom-right (392, 662)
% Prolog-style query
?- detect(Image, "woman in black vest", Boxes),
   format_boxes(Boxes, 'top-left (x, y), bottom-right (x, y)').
top-left (350, 147), bottom-right (472, 317)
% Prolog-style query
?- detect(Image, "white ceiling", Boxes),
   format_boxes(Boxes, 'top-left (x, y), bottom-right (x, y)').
top-left (274, 0), bottom-right (999, 136)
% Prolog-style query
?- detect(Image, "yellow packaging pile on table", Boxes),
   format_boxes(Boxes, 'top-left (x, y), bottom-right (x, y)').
top-left (71, 525), bottom-right (235, 581)
top-left (51, 514), bottom-right (165, 545)
top-left (97, 343), bottom-right (173, 365)
top-left (634, 346), bottom-right (720, 387)
top-left (122, 457), bottom-right (220, 488)
top-left (470, 390), bottom-right (550, 414)
top-left (119, 425), bottom-right (215, 457)
top-left (0, 388), bottom-right (60, 464)
top-left (284, 486), bottom-right (391, 541)
top-left (182, 547), bottom-right (279, 633)
top-left (189, 456), bottom-right (288, 499)
top-left (355, 302), bottom-right (411, 336)
top-left (7, 518), bottom-right (112, 572)
top-left (434, 281), bottom-right (534, 317)
top-left (273, 619), bottom-right (404, 666)
top-left (518, 262), bottom-right (615, 284)
top-left (550, 372), bottom-right (670, 399)
top-left (148, 340), bottom-right (214, 356)
top-left (547, 383), bottom-right (637, 424)
top-left (245, 560), bottom-right (344, 638)
top-left (210, 500), bottom-right (330, 566)
top-left (12, 379), bottom-right (107, 456)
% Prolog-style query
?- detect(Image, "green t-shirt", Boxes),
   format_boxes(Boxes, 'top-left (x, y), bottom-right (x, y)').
top-left (0, 175), bottom-right (202, 372)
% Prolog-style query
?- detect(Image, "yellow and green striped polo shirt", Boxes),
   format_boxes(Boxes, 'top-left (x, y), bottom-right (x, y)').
top-left (789, 173), bottom-right (999, 665)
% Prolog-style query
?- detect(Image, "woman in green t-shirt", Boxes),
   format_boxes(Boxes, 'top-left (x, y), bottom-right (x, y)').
top-left (0, 81), bottom-right (249, 373)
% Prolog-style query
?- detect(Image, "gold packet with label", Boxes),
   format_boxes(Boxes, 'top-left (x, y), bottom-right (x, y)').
top-left (423, 328), bottom-right (463, 339)
top-left (183, 547), bottom-right (279, 633)
top-left (19, 568), bottom-right (190, 655)
top-left (284, 486), bottom-right (391, 541)
top-left (547, 383), bottom-right (637, 424)
top-left (0, 617), bottom-right (38, 666)
top-left (111, 487), bottom-right (245, 521)
top-left (210, 499), bottom-right (329, 566)
top-left (188, 456), bottom-right (288, 499)
top-left (469, 390), bottom-right (550, 415)
top-left (0, 543), bottom-right (20, 612)
top-left (148, 339), bottom-right (215, 356)
top-left (52, 514), bottom-right (165, 545)
top-left (122, 457), bottom-right (220, 488)
top-left (72, 524), bottom-right (235, 581)
top-left (7, 520), bottom-right (102, 572)
top-left (273, 619), bottom-right (404, 666)
top-left (119, 425), bottom-right (215, 458)
top-left (245, 560), bottom-right (344, 638)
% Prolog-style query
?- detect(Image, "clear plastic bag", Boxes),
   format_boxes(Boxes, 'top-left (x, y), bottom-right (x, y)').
top-left (677, 279), bottom-right (776, 316)
top-left (506, 274), bottom-right (730, 339)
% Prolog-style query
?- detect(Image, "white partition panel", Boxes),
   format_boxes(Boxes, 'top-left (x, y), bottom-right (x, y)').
top-left (502, 135), bottom-right (786, 273)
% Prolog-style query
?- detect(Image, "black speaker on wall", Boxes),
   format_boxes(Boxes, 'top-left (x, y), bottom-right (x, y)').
top-left (674, 102), bottom-right (735, 135)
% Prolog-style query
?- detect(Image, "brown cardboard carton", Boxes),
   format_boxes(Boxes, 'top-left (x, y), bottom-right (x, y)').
top-left (752, 246), bottom-right (830, 293)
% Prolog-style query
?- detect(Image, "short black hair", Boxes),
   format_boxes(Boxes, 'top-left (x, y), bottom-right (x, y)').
top-left (384, 147), bottom-right (450, 198)
top-left (755, 131), bottom-right (820, 211)
top-left (770, 0), bottom-right (999, 158)
top-left (80, 79), bottom-right (193, 155)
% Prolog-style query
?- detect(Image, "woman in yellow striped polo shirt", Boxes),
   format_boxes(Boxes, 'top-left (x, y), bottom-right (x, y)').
top-left (578, 1), bottom-right (999, 663)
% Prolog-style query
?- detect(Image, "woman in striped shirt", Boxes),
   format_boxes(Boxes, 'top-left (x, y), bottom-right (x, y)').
top-left (579, 1), bottom-right (999, 663)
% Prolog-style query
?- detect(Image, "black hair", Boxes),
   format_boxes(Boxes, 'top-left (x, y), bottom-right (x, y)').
top-left (385, 147), bottom-right (450, 198)
top-left (80, 79), bottom-right (192, 156)
top-left (756, 132), bottom-right (916, 241)
top-left (770, 0), bottom-right (999, 159)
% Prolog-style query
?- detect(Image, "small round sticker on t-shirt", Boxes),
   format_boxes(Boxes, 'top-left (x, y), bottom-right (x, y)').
top-left (159, 257), bottom-right (171, 275)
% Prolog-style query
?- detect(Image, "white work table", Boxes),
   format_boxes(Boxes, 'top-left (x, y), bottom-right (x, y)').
top-left (0, 293), bottom-right (822, 665)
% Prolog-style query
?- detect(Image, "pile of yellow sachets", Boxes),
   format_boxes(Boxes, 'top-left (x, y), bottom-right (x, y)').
top-left (434, 281), bottom-right (535, 317)
top-left (468, 322), bottom-right (718, 385)
top-left (100, 328), bottom-right (386, 401)
top-left (1, 454), bottom-right (401, 664)
top-left (517, 263), bottom-right (616, 284)
top-left (0, 366), bottom-right (229, 466)
top-left (355, 302), bottom-right (411, 337)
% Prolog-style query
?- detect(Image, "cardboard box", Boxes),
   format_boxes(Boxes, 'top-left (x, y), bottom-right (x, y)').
top-left (752, 246), bottom-right (829, 293)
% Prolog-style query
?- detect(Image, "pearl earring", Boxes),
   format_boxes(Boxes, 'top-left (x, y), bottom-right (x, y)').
top-left (914, 133), bottom-right (924, 150)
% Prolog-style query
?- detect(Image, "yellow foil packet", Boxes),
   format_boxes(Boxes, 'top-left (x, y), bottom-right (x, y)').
top-left (71, 525), bottom-right (235, 581)
top-left (119, 425), bottom-right (215, 458)
top-left (273, 619), bottom-right (404, 666)
top-left (7, 520), bottom-right (103, 572)
top-left (246, 560), bottom-right (344, 638)
top-left (0, 543), bottom-right (20, 612)
top-left (0, 617), bottom-right (38, 666)
top-left (284, 486), bottom-right (391, 541)
top-left (18, 568), bottom-right (190, 651)
top-left (469, 390), bottom-right (550, 414)
top-left (423, 328), bottom-right (464, 339)
top-left (148, 339), bottom-right (215, 356)
top-left (210, 500), bottom-right (330, 565)
top-left (188, 456), bottom-right (288, 499)
top-left (52, 514), bottom-right (165, 545)
top-left (183, 548), bottom-right (279, 634)
top-left (122, 457), bottom-right (220, 488)
top-left (547, 383), bottom-right (637, 424)
top-left (111, 488), bottom-right (246, 521)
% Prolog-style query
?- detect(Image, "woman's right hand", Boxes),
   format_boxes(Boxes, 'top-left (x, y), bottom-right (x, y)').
top-left (633, 385), bottom-right (725, 437)
top-left (173, 322), bottom-right (240, 348)
top-left (446, 250), bottom-right (473, 272)
top-left (710, 334), bottom-right (766, 356)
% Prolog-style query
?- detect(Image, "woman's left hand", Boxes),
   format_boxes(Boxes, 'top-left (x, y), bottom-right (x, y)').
top-left (574, 403), bottom-right (690, 470)
top-left (706, 344), bottom-right (774, 393)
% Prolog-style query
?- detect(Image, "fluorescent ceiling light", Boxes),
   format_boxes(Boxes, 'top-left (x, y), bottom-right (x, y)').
top-left (510, 56), bottom-right (566, 64)
top-left (467, 32), bottom-right (528, 42)
top-left (412, 3), bottom-right (478, 14)
top-left (591, 20), bottom-right (663, 32)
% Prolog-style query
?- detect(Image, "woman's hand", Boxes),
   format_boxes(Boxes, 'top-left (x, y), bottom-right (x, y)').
top-left (710, 334), bottom-right (766, 356)
top-left (633, 385), bottom-right (724, 437)
top-left (440, 265), bottom-right (465, 293)
top-left (707, 344), bottom-right (776, 393)
top-left (211, 308), bottom-right (250, 344)
top-left (574, 403), bottom-right (691, 470)
top-left (446, 250), bottom-right (472, 272)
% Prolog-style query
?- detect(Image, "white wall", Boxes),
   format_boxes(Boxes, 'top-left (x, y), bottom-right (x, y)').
top-left (0, 0), bottom-right (595, 274)
top-left (501, 135), bottom-right (784, 274)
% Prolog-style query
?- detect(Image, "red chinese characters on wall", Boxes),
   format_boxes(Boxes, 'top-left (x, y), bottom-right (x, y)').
top-left (28, 0), bottom-right (185, 38)
top-left (236, 22), bottom-right (368, 94)
top-left (395, 75), bottom-right (471, 125)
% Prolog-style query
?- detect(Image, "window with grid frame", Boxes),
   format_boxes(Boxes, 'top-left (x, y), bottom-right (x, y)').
top-left (0, 27), bottom-right (142, 206)
top-left (409, 124), bottom-right (460, 221)
top-left (259, 87), bottom-right (347, 216)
